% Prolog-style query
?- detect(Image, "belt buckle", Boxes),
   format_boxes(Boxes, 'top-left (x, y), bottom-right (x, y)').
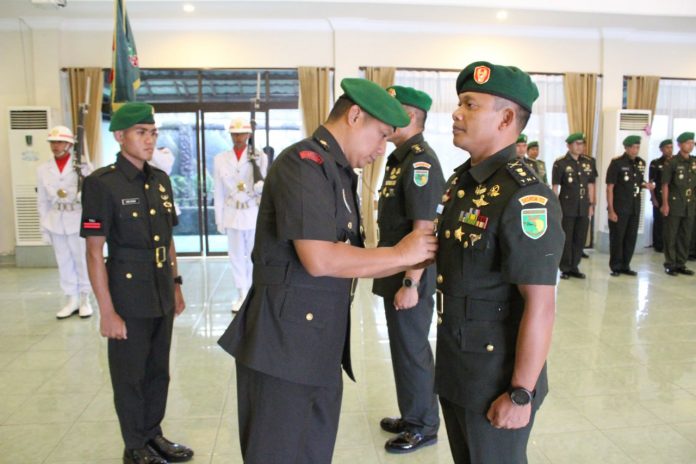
top-left (155, 246), bottom-right (166, 264)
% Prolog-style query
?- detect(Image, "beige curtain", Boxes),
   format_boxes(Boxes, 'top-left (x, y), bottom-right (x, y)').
top-left (298, 67), bottom-right (331, 137)
top-left (68, 68), bottom-right (104, 163)
top-left (361, 67), bottom-right (396, 248)
top-left (626, 75), bottom-right (660, 116)
top-left (563, 73), bottom-right (598, 157)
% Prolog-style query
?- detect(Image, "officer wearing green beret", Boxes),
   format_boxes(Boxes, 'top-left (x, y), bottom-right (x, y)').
top-left (526, 141), bottom-right (548, 184)
top-left (81, 102), bottom-right (194, 464)
top-left (372, 85), bottom-right (444, 453)
top-left (217, 78), bottom-right (437, 463)
top-left (436, 61), bottom-right (564, 463)
top-left (661, 131), bottom-right (696, 275)
top-left (552, 132), bottom-right (597, 279)
top-left (649, 139), bottom-right (673, 252)
top-left (515, 133), bottom-right (528, 159)
top-left (606, 135), bottom-right (653, 276)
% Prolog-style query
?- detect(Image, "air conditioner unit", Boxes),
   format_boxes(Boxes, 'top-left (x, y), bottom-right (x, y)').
top-left (8, 107), bottom-right (52, 246)
top-left (31, 0), bottom-right (67, 8)
top-left (616, 109), bottom-right (652, 234)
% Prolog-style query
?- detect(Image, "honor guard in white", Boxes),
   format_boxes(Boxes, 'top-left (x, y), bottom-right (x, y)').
top-left (213, 119), bottom-right (268, 308)
top-left (37, 125), bottom-right (94, 319)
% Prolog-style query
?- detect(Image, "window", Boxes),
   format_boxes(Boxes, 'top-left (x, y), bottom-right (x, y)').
top-left (651, 79), bottom-right (696, 158)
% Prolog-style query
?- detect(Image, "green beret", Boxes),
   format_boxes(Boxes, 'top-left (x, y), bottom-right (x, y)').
top-left (565, 132), bottom-right (585, 144)
top-left (340, 78), bottom-right (409, 128)
top-left (659, 139), bottom-right (672, 148)
top-left (386, 85), bottom-right (432, 112)
top-left (677, 132), bottom-right (694, 143)
top-left (109, 102), bottom-right (155, 131)
top-left (516, 134), bottom-right (528, 144)
top-left (622, 135), bottom-right (641, 147)
top-left (456, 61), bottom-right (539, 112)
top-left (527, 141), bottom-right (539, 149)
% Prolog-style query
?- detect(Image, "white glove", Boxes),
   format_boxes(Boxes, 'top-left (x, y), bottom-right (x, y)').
top-left (253, 181), bottom-right (264, 195)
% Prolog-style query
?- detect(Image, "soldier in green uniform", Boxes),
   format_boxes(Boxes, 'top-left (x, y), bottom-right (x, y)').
top-left (436, 61), bottom-right (564, 463)
top-left (552, 133), bottom-right (596, 279)
top-left (606, 135), bottom-right (653, 276)
top-left (661, 131), bottom-right (696, 276)
top-left (526, 141), bottom-right (548, 184)
top-left (372, 86), bottom-right (444, 453)
top-left (649, 139), bottom-right (673, 252)
top-left (81, 102), bottom-right (193, 464)
top-left (217, 79), bottom-right (437, 464)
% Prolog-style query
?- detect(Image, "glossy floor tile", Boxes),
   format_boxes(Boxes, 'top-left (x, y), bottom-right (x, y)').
top-left (0, 250), bottom-right (695, 463)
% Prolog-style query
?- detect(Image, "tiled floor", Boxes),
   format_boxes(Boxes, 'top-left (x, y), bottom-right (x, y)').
top-left (1, 250), bottom-right (695, 463)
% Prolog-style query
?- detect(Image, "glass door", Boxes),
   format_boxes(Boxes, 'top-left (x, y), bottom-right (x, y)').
top-left (153, 111), bottom-right (204, 255)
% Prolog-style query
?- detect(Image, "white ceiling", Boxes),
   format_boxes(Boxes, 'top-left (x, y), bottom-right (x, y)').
top-left (3, 0), bottom-right (695, 30)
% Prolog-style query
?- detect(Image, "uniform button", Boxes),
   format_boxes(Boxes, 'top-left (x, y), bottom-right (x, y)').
top-left (306, 312), bottom-right (314, 321)
top-left (145, 184), bottom-right (150, 190)
top-left (126, 273), bottom-right (133, 279)
top-left (486, 344), bottom-right (495, 352)
top-left (464, 241), bottom-right (469, 248)
top-left (132, 211), bottom-right (139, 218)
top-left (445, 230), bottom-right (451, 238)
top-left (157, 263), bottom-right (163, 269)
top-left (437, 274), bottom-right (443, 284)
top-left (154, 235), bottom-right (160, 242)
top-left (457, 189), bottom-right (465, 198)
top-left (438, 316), bottom-right (443, 325)
top-left (150, 209), bottom-right (156, 216)
top-left (347, 221), bottom-right (353, 230)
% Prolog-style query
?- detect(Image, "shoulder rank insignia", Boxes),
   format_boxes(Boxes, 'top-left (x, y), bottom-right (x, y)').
top-left (506, 161), bottom-right (539, 187)
top-left (299, 150), bottom-right (324, 165)
top-left (317, 139), bottom-right (329, 150)
top-left (412, 143), bottom-right (424, 154)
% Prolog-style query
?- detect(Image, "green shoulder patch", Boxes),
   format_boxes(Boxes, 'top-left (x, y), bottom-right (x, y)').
top-left (521, 208), bottom-right (548, 239)
top-left (413, 169), bottom-right (429, 187)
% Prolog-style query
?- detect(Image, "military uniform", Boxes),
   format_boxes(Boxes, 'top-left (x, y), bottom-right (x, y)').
top-left (81, 154), bottom-right (178, 449)
top-left (213, 145), bottom-right (268, 296)
top-left (552, 153), bottom-right (596, 274)
top-left (37, 154), bottom-right (93, 302)
top-left (649, 155), bottom-right (670, 252)
top-left (435, 146), bottom-right (564, 463)
top-left (372, 133), bottom-right (444, 437)
top-left (218, 126), bottom-right (363, 463)
top-left (527, 158), bottom-right (548, 184)
top-left (606, 153), bottom-right (646, 272)
top-left (662, 154), bottom-right (696, 272)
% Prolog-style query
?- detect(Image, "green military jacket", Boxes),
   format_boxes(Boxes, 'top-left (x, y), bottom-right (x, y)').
top-left (662, 154), bottom-right (696, 217)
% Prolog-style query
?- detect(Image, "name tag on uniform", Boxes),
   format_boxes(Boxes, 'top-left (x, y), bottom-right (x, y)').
top-left (121, 198), bottom-right (140, 205)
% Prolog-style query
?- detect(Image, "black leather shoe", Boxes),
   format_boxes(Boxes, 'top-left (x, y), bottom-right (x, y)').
top-left (677, 268), bottom-right (695, 276)
top-left (621, 269), bottom-right (637, 276)
top-left (385, 431), bottom-right (437, 454)
top-left (560, 272), bottom-right (571, 280)
top-left (380, 417), bottom-right (408, 434)
top-left (148, 436), bottom-right (193, 463)
top-left (610, 271), bottom-right (621, 277)
top-left (568, 270), bottom-right (586, 279)
top-left (665, 268), bottom-right (679, 276)
top-left (581, 251), bottom-right (589, 258)
top-left (123, 446), bottom-right (167, 464)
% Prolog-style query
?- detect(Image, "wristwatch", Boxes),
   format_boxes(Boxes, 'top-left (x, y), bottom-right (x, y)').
top-left (508, 386), bottom-right (534, 406)
top-left (174, 275), bottom-right (183, 285)
top-left (402, 277), bottom-right (419, 288)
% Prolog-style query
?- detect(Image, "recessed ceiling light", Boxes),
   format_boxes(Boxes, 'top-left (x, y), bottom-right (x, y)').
top-left (183, 3), bottom-right (195, 13)
top-left (496, 10), bottom-right (508, 21)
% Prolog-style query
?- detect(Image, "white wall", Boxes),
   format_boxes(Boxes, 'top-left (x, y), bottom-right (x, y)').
top-left (1, 14), bottom-right (696, 255)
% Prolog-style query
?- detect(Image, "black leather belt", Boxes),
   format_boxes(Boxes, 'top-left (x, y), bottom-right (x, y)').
top-left (109, 246), bottom-right (168, 264)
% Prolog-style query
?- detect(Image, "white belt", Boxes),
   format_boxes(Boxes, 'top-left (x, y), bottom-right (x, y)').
top-left (54, 203), bottom-right (79, 211)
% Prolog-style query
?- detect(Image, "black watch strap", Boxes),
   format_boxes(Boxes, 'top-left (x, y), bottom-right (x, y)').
top-left (174, 275), bottom-right (183, 285)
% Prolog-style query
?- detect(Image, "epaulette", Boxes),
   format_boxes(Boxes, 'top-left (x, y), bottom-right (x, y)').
top-left (93, 164), bottom-right (118, 177)
top-left (580, 154), bottom-right (594, 162)
top-left (411, 143), bottom-right (425, 154)
top-left (554, 155), bottom-right (566, 162)
top-left (506, 160), bottom-right (539, 187)
top-left (612, 155), bottom-right (622, 161)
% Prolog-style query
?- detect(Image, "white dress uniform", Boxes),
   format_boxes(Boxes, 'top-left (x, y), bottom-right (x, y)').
top-left (213, 146), bottom-right (268, 301)
top-left (37, 153), bottom-right (94, 318)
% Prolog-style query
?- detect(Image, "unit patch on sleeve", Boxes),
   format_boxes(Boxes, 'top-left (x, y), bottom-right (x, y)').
top-left (83, 219), bottom-right (102, 230)
top-left (520, 208), bottom-right (547, 239)
top-left (299, 150), bottom-right (324, 165)
top-left (413, 169), bottom-right (430, 187)
top-left (518, 195), bottom-right (548, 206)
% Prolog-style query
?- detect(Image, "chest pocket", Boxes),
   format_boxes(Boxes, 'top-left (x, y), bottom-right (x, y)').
top-left (119, 203), bottom-right (145, 221)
